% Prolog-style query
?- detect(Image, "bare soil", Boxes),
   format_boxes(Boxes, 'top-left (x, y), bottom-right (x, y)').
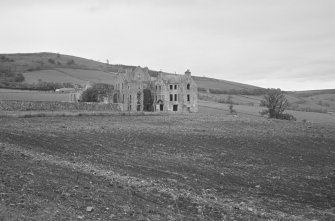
top-left (0, 113), bottom-right (334, 220)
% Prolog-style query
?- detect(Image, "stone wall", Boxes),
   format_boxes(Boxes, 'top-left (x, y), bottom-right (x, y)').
top-left (0, 100), bottom-right (121, 112)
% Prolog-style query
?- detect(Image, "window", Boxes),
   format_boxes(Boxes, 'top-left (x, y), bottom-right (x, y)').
top-left (156, 85), bottom-right (157, 90)
top-left (187, 84), bottom-right (190, 90)
top-left (174, 94), bottom-right (177, 101)
top-left (174, 85), bottom-right (177, 90)
top-left (187, 94), bottom-right (190, 102)
top-left (170, 94), bottom-right (173, 101)
top-left (170, 85), bottom-right (173, 90)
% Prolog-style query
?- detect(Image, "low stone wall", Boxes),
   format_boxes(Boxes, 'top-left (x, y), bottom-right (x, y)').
top-left (0, 100), bottom-right (121, 112)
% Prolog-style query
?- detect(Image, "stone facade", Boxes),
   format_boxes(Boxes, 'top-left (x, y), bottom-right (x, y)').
top-left (113, 67), bottom-right (198, 113)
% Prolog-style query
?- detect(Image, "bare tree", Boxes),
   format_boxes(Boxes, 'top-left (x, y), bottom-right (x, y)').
top-left (260, 88), bottom-right (294, 120)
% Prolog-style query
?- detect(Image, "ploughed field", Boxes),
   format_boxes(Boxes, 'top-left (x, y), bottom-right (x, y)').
top-left (0, 114), bottom-right (334, 220)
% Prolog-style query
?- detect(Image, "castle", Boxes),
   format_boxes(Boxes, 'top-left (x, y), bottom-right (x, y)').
top-left (72, 66), bottom-right (198, 113)
top-left (113, 67), bottom-right (198, 113)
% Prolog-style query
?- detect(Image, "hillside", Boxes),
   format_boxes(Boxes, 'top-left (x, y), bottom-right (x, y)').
top-left (0, 52), bottom-right (261, 91)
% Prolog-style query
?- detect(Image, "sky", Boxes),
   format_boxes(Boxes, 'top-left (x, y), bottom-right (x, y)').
top-left (0, 0), bottom-right (334, 91)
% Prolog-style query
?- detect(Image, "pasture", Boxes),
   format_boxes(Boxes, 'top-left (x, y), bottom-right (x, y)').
top-left (198, 100), bottom-right (335, 125)
top-left (0, 112), bottom-right (334, 220)
top-left (23, 68), bottom-right (116, 86)
top-left (0, 89), bottom-right (70, 102)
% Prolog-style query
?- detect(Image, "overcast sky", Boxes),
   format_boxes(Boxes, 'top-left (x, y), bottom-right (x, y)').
top-left (1, 0), bottom-right (334, 90)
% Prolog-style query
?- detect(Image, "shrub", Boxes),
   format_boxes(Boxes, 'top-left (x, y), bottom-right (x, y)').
top-left (229, 103), bottom-right (237, 115)
top-left (197, 87), bottom-right (207, 92)
top-left (66, 59), bottom-right (75, 65)
top-left (48, 58), bottom-right (55, 64)
top-left (277, 113), bottom-right (296, 121)
top-left (14, 73), bottom-right (25, 82)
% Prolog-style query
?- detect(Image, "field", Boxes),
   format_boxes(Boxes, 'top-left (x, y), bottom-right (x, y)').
top-left (198, 100), bottom-right (335, 125)
top-left (23, 69), bottom-right (116, 85)
top-left (0, 89), bottom-right (70, 102)
top-left (1, 112), bottom-right (334, 220)
top-left (198, 92), bottom-right (335, 114)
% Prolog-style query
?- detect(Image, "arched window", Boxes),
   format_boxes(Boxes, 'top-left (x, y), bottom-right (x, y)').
top-left (187, 83), bottom-right (190, 90)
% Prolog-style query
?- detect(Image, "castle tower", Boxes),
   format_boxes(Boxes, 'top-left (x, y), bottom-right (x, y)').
top-left (185, 69), bottom-right (191, 76)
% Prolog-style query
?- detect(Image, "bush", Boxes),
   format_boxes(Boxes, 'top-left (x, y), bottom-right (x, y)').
top-left (229, 103), bottom-right (237, 115)
top-left (66, 59), bottom-right (75, 65)
top-left (277, 113), bottom-right (296, 121)
top-left (260, 109), bottom-right (296, 121)
top-left (14, 73), bottom-right (25, 82)
top-left (197, 87), bottom-right (207, 92)
top-left (48, 58), bottom-right (55, 64)
top-left (0, 56), bottom-right (14, 62)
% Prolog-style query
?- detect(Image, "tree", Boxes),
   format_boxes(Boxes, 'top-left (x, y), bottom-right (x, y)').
top-left (227, 96), bottom-right (237, 114)
top-left (80, 83), bottom-right (114, 102)
top-left (260, 88), bottom-right (295, 120)
top-left (81, 87), bottom-right (99, 102)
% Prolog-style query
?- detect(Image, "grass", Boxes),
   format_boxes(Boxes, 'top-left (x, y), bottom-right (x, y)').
top-left (198, 100), bottom-right (335, 125)
top-left (0, 111), bottom-right (161, 118)
top-left (0, 89), bottom-right (71, 102)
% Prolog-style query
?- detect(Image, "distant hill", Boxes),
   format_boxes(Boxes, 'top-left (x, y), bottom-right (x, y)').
top-left (0, 52), bottom-right (262, 91)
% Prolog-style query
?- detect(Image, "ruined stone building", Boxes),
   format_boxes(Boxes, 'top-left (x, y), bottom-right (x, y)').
top-left (113, 67), bottom-right (198, 113)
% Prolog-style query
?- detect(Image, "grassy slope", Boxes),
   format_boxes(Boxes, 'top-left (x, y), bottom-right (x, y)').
top-left (193, 76), bottom-right (261, 91)
top-left (1, 52), bottom-right (260, 91)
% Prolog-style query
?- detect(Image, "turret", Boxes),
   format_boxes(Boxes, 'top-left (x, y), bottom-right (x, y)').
top-left (185, 69), bottom-right (191, 76)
